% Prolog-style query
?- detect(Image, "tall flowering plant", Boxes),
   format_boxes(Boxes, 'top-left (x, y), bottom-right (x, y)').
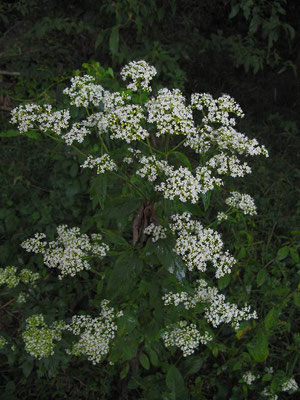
top-left (1, 60), bottom-right (297, 398)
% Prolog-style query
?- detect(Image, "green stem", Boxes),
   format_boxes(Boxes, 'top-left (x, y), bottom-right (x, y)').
top-left (111, 171), bottom-right (146, 199)
top-left (100, 136), bottom-right (109, 153)
top-left (167, 138), bottom-right (187, 155)
top-left (43, 131), bottom-right (86, 157)
top-left (146, 136), bottom-right (153, 155)
top-left (139, 140), bottom-right (164, 156)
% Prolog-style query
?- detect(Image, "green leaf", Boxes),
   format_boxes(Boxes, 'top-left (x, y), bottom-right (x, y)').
top-left (120, 363), bottom-right (129, 379)
top-left (146, 346), bottom-right (159, 367)
top-left (218, 274), bottom-right (231, 290)
top-left (172, 151), bottom-right (192, 170)
top-left (256, 269), bottom-right (268, 287)
top-left (289, 248), bottom-right (299, 263)
top-left (0, 129), bottom-right (20, 137)
top-left (22, 359), bottom-right (34, 377)
top-left (247, 330), bottom-right (269, 362)
top-left (100, 229), bottom-right (129, 247)
top-left (264, 308), bottom-right (281, 330)
top-left (140, 353), bottom-right (150, 370)
top-left (201, 191), bottom-right (211, 211)
top-left (155, 240), bottom-right (185, 281)
top-left (182, 355), bottom-right (204, 376)
top-left (166, 365), bottom-right (188, 399)
top-left (293, 292), bottom-right (300, 307)
top-left (24, 131), bottom-right (42, 140)
top-left (229, 4), bottom-right (240, 19)
top-left (95, 31), bottom-right (105, 49)
top-left (276, 246), bottom-right (290, 261)
top-left (90, 174), bottom-right (108, 209)
top-left (106, 253), bottom-right (143, 299)
top-left (109, 26), bottom-right (119, 56)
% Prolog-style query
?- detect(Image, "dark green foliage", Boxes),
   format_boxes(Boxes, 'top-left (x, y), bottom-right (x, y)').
top-left (0, 1), bottom-right (299, 399)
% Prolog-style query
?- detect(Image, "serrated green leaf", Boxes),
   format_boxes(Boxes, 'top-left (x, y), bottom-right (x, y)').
top-left (90, 174), bottom-right (108, 209)
top-left (256, 268), bottom-right (268, 287)
top-left (247, 330), bottom-right (269, 362)
top-left (182, 356), bottom-right (203, 376)
top-left (264, 308), bottom-right (281, 330)
top-left (166, 365), bottom-right (188, 399)
top-left (276, 246), bottom-right (290, 261)
top-left (106, 253), bottom-right (143, 299)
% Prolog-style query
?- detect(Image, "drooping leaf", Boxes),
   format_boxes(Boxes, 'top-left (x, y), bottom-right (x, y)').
top-left (247, 330), bottom-right (269, 362)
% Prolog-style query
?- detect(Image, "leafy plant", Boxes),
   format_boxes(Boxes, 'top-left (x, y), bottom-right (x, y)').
top-left (1, 60), bottom-right (299, 399)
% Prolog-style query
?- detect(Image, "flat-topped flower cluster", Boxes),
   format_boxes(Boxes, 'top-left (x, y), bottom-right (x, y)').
top-left (21, 300), bottom-right (122, 363)
top-left (0, 266), bottom-right (40, 288)
top-left (21, 225), bottom-right (109, 279)
top-left (10, 60), bottom-right (268, 210)
top-left (8, 60), bottom-right (281, 370)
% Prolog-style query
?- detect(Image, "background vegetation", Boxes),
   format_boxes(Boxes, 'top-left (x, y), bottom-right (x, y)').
top-left (0, 0), bottom-right (299, 399)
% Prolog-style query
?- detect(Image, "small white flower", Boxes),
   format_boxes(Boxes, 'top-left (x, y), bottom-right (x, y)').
top-left (225, 191), bottom-right (257, 216)
top-left (21, 226), bottom-right (109, 279)
top-left (120, 60), bottom-right (157, 92)
top-left (81, 154), bottom-right (117, 174)
top-left (144, 223), bottom-right (167, 242)
top-left (162, 321), bottom-right (212, 357)
top-left (281, 377), bottom-right (298, 393)
top-left (242, 371), bottom-right (257, 385)
top-left (66, 300), bottom-right (122, 364)
top-left (63, 75), bottom-right (105, 107)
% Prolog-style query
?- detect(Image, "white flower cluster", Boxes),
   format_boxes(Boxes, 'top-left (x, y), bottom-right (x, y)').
top-left (0, 336), bottom-right (8, 349)
top-left (225, 191), bottom-right (257, 215)
top-left (261, 388), bottom-right (278, 400)
top-left (185, 92), bottom-right (268, 165)
top-left (136, 154), bottom-right (171, 182)
top-left (81, 154), bottom-right (117, 174)
top-left (106, 104), bottom-right (149, 142)
top-left (21, 226), bottom-right (109, 279)
top-left (169, 212), bottom-right (236, 278)
top-left (63, 75), bottom-right (105, 107)
top-left (155, 166), bottom-right (222, 204)
top-left (103, 91), bottom-right (131, 112)
top-left (213, 125), bottom-right (269, 157)
top-left (120, 60), bottom-right (157, 92)
top-left (66, 300), bottom-right (123, 364)
top-left (217, 212), bottom-right (228, 222)
top-left (242, 371), bottom-right (257, 385)
top-left (146, 88), bottom-right (196, 137)
top-left (207, 153), bottom-right (251, 178)
top-left (23, 314), bottom-right (65, 359)
top-left (162, 321), bottom-right (212, 357)
top-left (163, 279), bottom-right (257, 330)
top-left (143, 223), bottom-right (167, 242)
top-left (191, 93), bottom-right (244, 127)
top-left (281, 377), bottom-right (298, 393)
top-left (17, 292), bottom-right (27, 304)
top-left (0, 266), bottom-right (40, 288)
top-left (64, 121), bottom-right (90, 145)
top-left (11, 104), bottom-right (70, 135)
